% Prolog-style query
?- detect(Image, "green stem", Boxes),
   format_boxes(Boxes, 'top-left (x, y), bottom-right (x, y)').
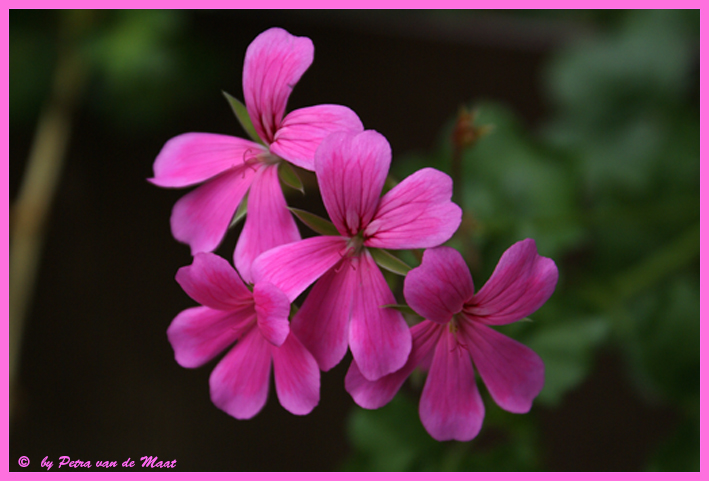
top-left (579, 223), bottom-right (699, 311)
top-left (9, 11), bottom-right (89, 420)
top-left (612, 222), bottom-right (699, 301)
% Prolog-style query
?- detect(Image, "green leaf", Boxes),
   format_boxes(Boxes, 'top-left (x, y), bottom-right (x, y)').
top-left (278, 162), bottom-right (304, 194)
top-left (222, 90), bottom-right (264, 145)
top-left (229, 191), bottom-right (249, 228)
top-left (621, 274), bottom-right (700, 403)
top-left (381, 304), bottom-right (418, 316)
top-left (368, 248), bottom-right (412, 276)
top-left (288, 208), bottom-right (339, 236)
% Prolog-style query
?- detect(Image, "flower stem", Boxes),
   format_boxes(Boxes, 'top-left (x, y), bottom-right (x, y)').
top-left (9, 11), bottom-right (89, 421)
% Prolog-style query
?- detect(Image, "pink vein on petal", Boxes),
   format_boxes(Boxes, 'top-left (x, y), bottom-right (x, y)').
top-left (315, 131), bottom-right (391, 237)
top-left (365, 168), bottom-right (461, 250)
top-left (243, 28), bottom-right (314, 144)
top-left (419, 329), bottom-right (484, 442)
top-left (346, 320), bottom-right (442, 409)
top-left (233, 163), bottom-right (301, 284)
top-left (251, 236), bottom-right (349, 302)
top-left (209, 326), bottom-right (272, 420)
top-left (175, 253), bottom-right (253, 311)
top-left (466, 239), bottom-right (559, 325)
top-left (170, 164), bottom-right (256, 255)
top-left (403, 247), bottom-right (474, 324)
top-left (253, 281), bottom-right (291, 348)
top-left (461, 322), bottom-right (544, 414)
top-left (150, 133), bottom-right (265, 188)
top-left (291, 257), bottom-right (358, 372)
top-left (167, 306), bottom-right (255, 369)
top-left (348, 251), bottom-right (412, 381)
top-left (270, 105), bottom-right (364, 171)
top-left (272, 332), bottom-right (320, 415)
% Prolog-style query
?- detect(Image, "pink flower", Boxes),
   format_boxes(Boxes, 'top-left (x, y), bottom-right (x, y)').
top-left (345, 241), bottom-right (558, 441)
top-left (167, 253), bottom-right (319, 419)
top-left (252, 130), bottom-right (462, 381)
top-left (150, 27), bottom-right (363, 282)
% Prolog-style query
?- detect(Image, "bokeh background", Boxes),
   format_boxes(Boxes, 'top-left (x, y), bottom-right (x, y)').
top-left (9, 10), bottom-right (699, 471)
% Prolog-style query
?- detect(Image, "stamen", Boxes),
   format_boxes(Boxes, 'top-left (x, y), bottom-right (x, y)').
top-left (345, 231), bottom-right (366, 257)
top-left (448, 318), bottom-right (458, 334)
top-left (338, 245), bottom-right (355, 259)
top-left (447, 315), bottom-right (468, 352)
top-left (242, 148), bottom-right (261, 174)
top-left (241, 148), bottom-right (281, 176)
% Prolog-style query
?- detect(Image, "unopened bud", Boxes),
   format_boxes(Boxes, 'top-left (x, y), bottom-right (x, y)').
top-left (452, 107), bottom-right (493, 151)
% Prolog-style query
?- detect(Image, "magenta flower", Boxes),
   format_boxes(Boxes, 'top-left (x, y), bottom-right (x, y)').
top-left (167, 253), bottom-right (319, 419)
top-left (150, 27), bottom-right (363, 282)
top-left (252, 130), bottom-right (462, 381)
top-left (345, 241), bottom-right (558, 441)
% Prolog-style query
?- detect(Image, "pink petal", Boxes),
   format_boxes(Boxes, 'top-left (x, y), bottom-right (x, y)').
top-left (175, 253), bottom-right (253, 311)
top-left (253, 281), bottom-right (291, 347)
top-left (243, 27), bottom-right (314, 144)
top-left (270, 105), bottom-right (364, 171)
top-left (419, 329), bottom-right (485, 442)
top-left (251, 235), bottom-right (348, 302)
top-left (460, 321), bottom-right (544, 414)
top-left (171, 164), bottom-right (256, 255)
top-left (233, 164), bottom-right (301, 284)
top-left (403, 247), bottom-right (474, 325)
top-left (346, 320), bottom-right (442, 409)
top-left (272, 332), bottom-right (320, 415)
top-left (167, 306), bottom-right (255, 369)
top-left (290, 258), bottom-right (358, 372)
top-left (465, 239), bottom-right (559, 325)
top-left (348, 251), bottom-right (412, 381)
top-left (315, 131), bottom-right (391, 237)
top-left (364, 168), bottom-right (462, 250)
top-left (150, 133), bottom-right (265, 188)
top-left (209, 326), bottom-right (272, 420)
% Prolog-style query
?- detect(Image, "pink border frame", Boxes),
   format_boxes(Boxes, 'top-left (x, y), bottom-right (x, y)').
top-left (701, 5), bottom-right (707, 478)
top-left (3, 4), bottom-right (705, 477)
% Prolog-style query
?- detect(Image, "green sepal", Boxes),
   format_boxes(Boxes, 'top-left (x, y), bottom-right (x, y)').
top-left (368, 248), bottom-right (412, 276)
top-left (222, 90), bottom-right (265, 146)
top-left (289, 208), bottom-right (339, 236)
top-left (279, 162), bottom-right (305, 194)
top-left (381, 304), bottom-right (418, 316)
top-left (229, 191), bottom-right (249, 228)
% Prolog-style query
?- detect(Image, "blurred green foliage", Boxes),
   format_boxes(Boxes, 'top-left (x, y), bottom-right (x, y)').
top-left (10, 10), bottom-right (220, 133)
top-left (347, 10), bottom-right (698, 471)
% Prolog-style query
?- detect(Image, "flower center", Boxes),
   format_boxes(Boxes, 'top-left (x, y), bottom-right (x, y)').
top-left (447, 314), bottom-right (471, 352)
top-left (243, 148), bottom-right (281, 170)
top-left (344, 231), bottom-right (366, 257)
top-left (449, 314), bottom-right (460, 334)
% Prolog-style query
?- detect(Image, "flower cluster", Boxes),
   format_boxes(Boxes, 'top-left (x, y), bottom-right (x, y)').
top-left (152, 27), bottom-right (558, 442)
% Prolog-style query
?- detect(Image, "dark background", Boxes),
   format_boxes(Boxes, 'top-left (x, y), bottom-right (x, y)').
top-left (9, 10), bottom-right (699, 471)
